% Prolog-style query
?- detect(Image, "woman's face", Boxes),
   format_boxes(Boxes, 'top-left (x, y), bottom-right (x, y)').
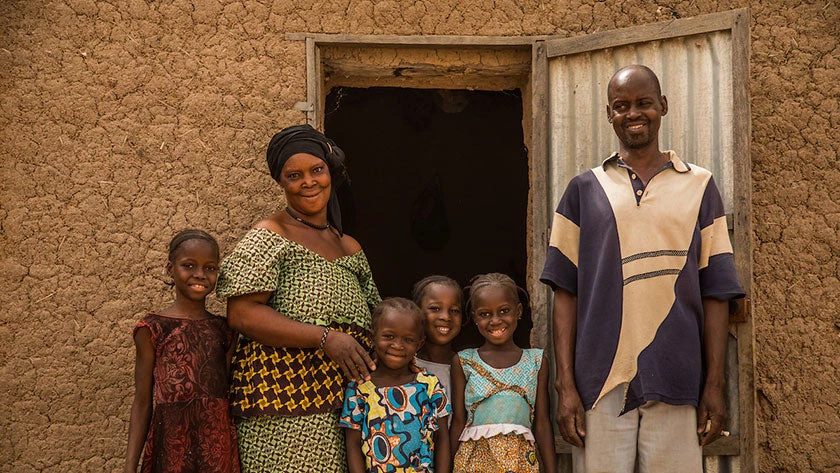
top-left (278, 152), bottom-right (331, 215)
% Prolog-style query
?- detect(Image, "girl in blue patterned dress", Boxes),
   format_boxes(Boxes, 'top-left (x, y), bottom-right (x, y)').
top-left (450, 273), bottom-right (557, 473)
top-left (341, 298), bottom-right (451, 473)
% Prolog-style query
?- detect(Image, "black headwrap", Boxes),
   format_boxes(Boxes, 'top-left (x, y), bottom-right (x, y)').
top-left (266, 124), bottom-right (349, 235)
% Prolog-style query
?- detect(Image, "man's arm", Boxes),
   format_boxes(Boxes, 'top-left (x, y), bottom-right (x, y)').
top-left (697, 297), bottom-right (729, 445)
top-left (553, 288), bottom-right (586, 447)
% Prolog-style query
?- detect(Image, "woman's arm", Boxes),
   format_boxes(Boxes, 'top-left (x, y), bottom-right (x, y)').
top-left (123, 328), bottom-right (154, 473)
top-left (227, 292), bottom-right (375, 382)
top-left (434, 417), bottom-right (451, 473)
top-left (448, 353), bottom-right (466, 457)
top-left (534, 355), bottom-right (558, 473)
top-left (344, 429), bottom-right (366, 473)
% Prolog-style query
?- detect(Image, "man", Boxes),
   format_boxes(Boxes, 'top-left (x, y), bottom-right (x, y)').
top-left (540, 65), bottom-right (744, 473)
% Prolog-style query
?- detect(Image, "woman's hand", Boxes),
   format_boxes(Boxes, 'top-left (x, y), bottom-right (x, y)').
top-left (323, 330), bottom-right (376, 382)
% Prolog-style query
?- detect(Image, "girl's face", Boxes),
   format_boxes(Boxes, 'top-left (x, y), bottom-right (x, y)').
top-left (373, 309), bottom-right (425, 371)
top-left (278, 152), bottom-right (332, 216)
top-left (419, 283), bottom-right (462, 347)
top-left (167, 239), bottom-right (219, 303)
top-left (471, 285), bottom-right (521, 347)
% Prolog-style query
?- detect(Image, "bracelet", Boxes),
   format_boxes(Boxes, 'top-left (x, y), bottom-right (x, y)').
top-left (319, 327), bottom-right (331, 350)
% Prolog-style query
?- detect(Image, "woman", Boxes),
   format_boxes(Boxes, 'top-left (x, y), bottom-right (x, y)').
top-left (217, 125), bottom-right (380, 472)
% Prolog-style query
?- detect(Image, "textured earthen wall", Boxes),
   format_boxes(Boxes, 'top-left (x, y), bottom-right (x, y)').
top-left (0, 1), bottom-right (836, 471)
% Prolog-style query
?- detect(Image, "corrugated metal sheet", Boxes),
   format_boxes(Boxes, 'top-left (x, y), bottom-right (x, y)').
top-left (548, 31), bottom-right (734, 213)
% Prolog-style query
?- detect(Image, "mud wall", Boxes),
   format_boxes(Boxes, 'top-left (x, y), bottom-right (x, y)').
top-left (0, 1), bottom-right (837, 471)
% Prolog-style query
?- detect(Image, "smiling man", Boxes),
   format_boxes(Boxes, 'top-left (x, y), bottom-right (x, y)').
top-left (540, 65), bottom-right (744, 473)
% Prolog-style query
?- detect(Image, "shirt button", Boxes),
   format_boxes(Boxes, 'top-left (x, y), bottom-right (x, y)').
top-left (631, 174), bottom-right (637, 180)
top-left (636, 190), bottom-right (643, 196)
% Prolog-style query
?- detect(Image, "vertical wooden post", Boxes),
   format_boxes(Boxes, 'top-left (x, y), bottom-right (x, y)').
top-left (731, 8), bottom-right (756, 473)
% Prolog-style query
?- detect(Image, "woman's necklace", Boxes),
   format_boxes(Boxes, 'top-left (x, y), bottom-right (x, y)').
top-left (285, 207), bottom-right (330, 230)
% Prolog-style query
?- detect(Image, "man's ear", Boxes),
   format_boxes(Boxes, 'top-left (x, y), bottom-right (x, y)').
top-left (660, 95), bottom-right (668, 116)
top-left (606, 104), bottom-right (613, 123)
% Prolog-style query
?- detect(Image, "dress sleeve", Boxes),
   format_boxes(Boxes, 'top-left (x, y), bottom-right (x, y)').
top-left (216, 229), bottom-right (288, 299)
top-left (540, 176), bottom-right (582, 294)
top-left (133, 315), bottom-right (159, 346)
top-left (339, 382), bottom-right (365, 431)
top-left (697, 177), bottom-right (745, 303)
top-left (426, 373), bottom-right (451, 420)
top-left (356, 251), bottom-right (382, 309)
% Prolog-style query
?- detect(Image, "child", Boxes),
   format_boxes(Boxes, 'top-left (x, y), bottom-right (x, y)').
top-left (124, 230), bottom-right (240, 473)
top-left (412, 275), bottom-right (464, 400)
top-left (450, 273), bottom-right (556, 473)
top-left (341, 297), bottom-right (451, 473)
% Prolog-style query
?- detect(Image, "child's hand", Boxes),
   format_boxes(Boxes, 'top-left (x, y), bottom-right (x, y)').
top-left (323, 330), bottom-right (376, 382)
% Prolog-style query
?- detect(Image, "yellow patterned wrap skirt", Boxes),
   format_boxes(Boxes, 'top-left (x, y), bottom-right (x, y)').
top-left (454, 433), bottom-right (539, 473)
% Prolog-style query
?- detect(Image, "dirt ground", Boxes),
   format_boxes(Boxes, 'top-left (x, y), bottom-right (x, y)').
top-left (0, 0), bottom-right (837, 471)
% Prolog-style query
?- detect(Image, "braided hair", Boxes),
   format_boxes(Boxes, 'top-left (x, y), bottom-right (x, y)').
top-left (411, 275), bottom-right (462, 307)
top-left (371, 297), bottom-right (426, 336)
top-left (465, 272), bottom-right (529, 314)
top-left (168, 229), bottom-right (219, 262)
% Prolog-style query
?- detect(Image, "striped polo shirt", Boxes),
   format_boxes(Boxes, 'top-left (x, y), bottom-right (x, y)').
top-left (540, 151), bottom-right (744, 414)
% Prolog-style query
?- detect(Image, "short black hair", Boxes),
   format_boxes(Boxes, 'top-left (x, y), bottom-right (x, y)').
top-left (607, 64), bottom-right (662, 100)
top-left (168, 229), bottom-right (219, 262)
top-left (371, 297), bottom-right (425, 337)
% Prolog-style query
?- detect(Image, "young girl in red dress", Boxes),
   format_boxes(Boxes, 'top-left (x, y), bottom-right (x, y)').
top-left (124, 230), bottom-right (240, 473)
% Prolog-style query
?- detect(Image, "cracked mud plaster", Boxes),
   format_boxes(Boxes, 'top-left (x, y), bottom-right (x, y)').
top-left (0, 0), bottom-right (837, 471)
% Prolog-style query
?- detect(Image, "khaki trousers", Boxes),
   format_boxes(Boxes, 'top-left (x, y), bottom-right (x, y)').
top-left (572, 385), bottom-right (702, 473)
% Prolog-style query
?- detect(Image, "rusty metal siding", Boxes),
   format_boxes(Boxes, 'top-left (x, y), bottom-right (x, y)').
top-left (548, 30), bottom-right (735, 213)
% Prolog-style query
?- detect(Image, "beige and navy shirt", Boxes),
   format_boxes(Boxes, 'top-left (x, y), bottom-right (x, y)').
top-left (540, 151), bottom-right (743, 413)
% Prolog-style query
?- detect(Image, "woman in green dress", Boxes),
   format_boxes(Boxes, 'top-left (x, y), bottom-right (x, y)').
top-left (216, 125), bottom-right (380, 472)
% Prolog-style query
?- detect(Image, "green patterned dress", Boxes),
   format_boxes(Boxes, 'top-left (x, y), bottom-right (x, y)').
top-left (216, 228), bottom-right (380, 473)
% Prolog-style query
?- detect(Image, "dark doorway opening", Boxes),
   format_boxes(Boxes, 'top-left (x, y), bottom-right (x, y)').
top-left (324, 86), bottom-right (530, 348)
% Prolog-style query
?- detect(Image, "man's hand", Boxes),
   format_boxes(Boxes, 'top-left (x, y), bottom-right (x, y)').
top-left (696, 383), bottom-right (728, 446)
top-left (556, 384), bottom-right (586, 448)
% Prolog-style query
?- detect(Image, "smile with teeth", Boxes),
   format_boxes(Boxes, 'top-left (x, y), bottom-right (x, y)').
top-left (626, 122), bottom-right (647, 130)
top-left (489, 327), bottom-right (507, 336)
top-left (435, 327), bottom-right (451, 334)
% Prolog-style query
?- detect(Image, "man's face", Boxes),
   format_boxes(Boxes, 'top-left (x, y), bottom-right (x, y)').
top-left (606, 70), bottom-right (668, 149)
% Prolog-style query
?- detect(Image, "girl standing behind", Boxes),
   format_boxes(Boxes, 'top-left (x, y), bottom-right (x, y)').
top-left (341, 298), bottom-right (451, 473)
top-left (412, 275), bottom-right (463, 400)
top-left (124, 230), bottom-right (240, 473)
top-left (450, 273), bottom-right (556, 473)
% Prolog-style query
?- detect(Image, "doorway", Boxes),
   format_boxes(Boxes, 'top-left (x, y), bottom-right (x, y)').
top-left (324, 86), bottom-right (531, 348)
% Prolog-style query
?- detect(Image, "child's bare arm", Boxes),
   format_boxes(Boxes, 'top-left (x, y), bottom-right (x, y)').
top-left (344, 429), bottom-right (366, 473)
top-left (448, 353), bottom-right (466, 457)
top-left (124, 328), bottom-right (154, 473)
top-left (534, 356), bottom-right (558, 473)
top-left (434, 417), bottom-right (451, 473)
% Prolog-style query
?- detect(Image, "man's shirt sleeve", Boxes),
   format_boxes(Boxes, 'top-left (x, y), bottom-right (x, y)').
top-left (540, 176), bottom-right (582, 294)
top-left (698, 177), bottom-right (745, 302)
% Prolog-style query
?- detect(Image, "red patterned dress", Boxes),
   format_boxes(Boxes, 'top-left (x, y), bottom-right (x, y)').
top-left (134, 313), bottom-right (240, 473)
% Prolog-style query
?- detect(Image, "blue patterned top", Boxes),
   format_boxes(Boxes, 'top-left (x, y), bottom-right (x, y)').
top-left (459, 348), bottom-right (543, 439)
top-left (339, 372), bottom-right (450, 472)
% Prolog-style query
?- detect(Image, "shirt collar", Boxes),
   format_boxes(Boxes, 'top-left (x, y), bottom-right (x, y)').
top-left (602, 150), bottom-right (691, 173)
